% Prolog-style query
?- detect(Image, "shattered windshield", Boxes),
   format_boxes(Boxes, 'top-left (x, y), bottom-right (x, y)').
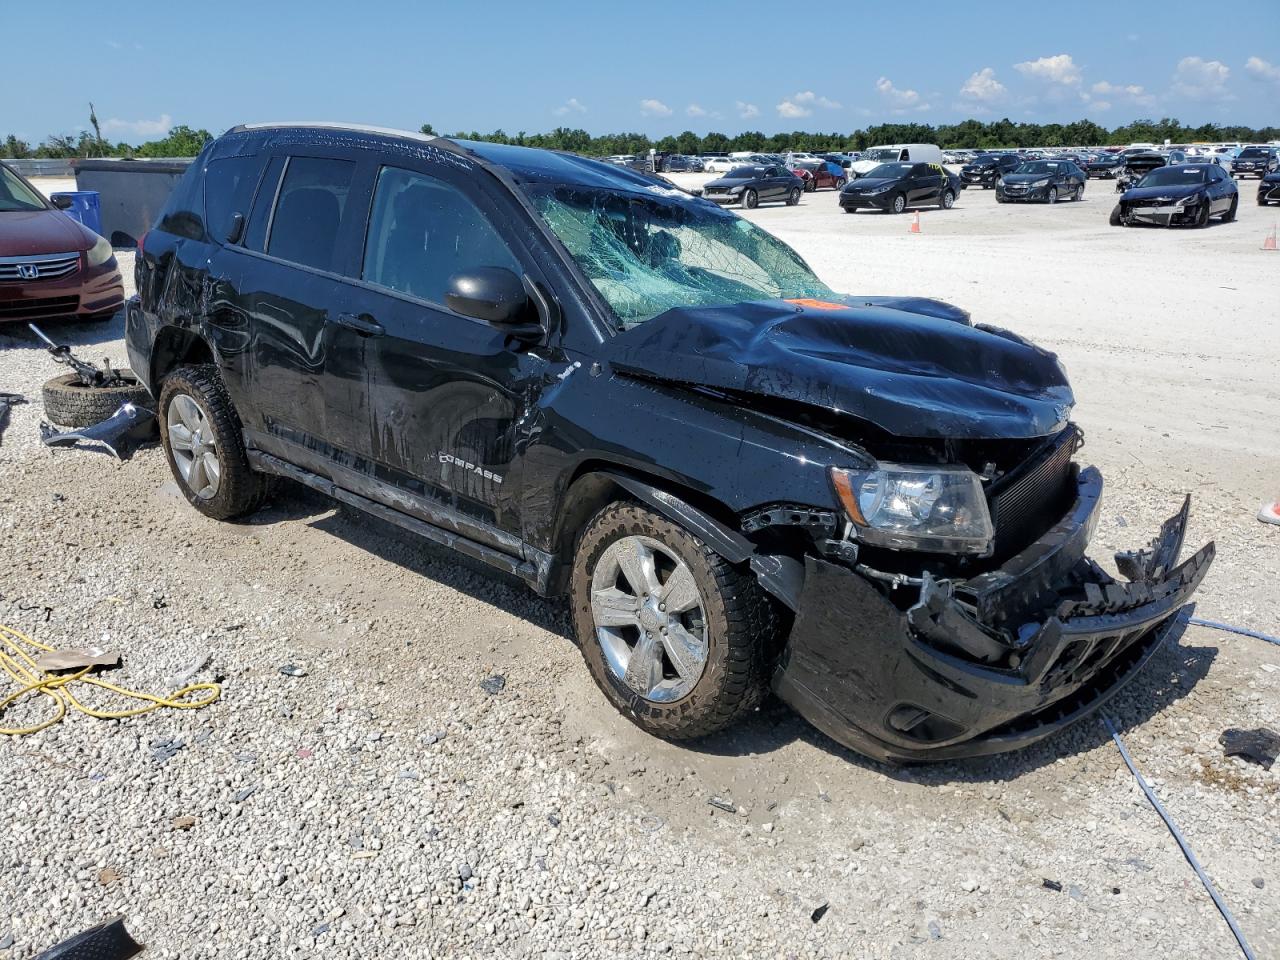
top-left (1139, 167), bottom-right (1208, 186)
top-left (529, 186), bottom-right (834, 329)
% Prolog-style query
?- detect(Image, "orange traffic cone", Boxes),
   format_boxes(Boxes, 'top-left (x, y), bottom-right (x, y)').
top-left (909, 211), bottom-right (921, 234)
top-left (1263, 225), bottom-right (1278, 251)
top-left (1260, 501), bottom-right (1280, 525)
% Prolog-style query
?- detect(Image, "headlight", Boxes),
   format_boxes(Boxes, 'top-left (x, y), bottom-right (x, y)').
top-left (727, 185), bottom-right (743, 194)
top-left (1032, 178), bottom-right (1051, 187)
top-left (829, 463), bottom-right (994, 554)
top-left (868, 183), bottom-right (893, 194)
top-left (1175, 193), bottom-right (1201, 207)
top-left (85, 234), bottom-right (114, 267)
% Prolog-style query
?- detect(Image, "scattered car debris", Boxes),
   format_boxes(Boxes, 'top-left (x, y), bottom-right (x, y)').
top-left (1259, 501), bottom-right (1280, 525)
top-left (34, 646), bottom-right (119, 672)
top-left (479, 674), bottom-right (506, 695)
top-left (0, 391), bottom-right (23, 446)
top-left (1042, 879), bottom-right (1063, 892)
top-left (707, 796), bottom-right (738, 813)
top-left (809, 900), bottom-right (829, 923)
top-left (29, 323), bottom-right (149, 428)
top-left (96, 867), bottom-right (121, 886)
top-left (32, 916), bottom-right (141, 960)
top-left (171, 815), bottom-right (197, 831)
top-left (279, 663), bottom-right (307, 677)
top-left (39, 402), bottom-right (156, 460)
top-left (233, 786), bottom-right (258, 803)
top-left (1253, 878), bottom-right (1265, 890)
top-left (150, 737), bottom-right (185, 764)
top-left (1218, 727), bottom-right (1280, 770)
top-left (927, 920), bottom-right (942, 940)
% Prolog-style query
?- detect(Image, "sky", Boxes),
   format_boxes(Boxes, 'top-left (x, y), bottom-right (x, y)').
top-left (5, 0), bottom-right (1277, 143)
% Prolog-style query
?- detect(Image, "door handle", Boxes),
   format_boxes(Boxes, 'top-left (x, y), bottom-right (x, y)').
top-left (331, 312), bottom-right (385, 337)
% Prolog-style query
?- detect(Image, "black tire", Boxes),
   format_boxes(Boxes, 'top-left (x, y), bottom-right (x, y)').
top-left (834, 177), bottom-right (846, 190)
top-left (158, 364), bottom-right (270, 521)
top-left (786, 187), bottom-right (801, 206)
top-left (1222, 195), bottom-right (1238, 221)
top-left (1074, 183), bottom-right (1084, 201)
top-left (1047, 187), bottom-right (1058, 205)
top-left (984, 179), bottom-right (994, 190)
top-left (1109, 204), bottom-right (1123, 227)
top-left (842, 206), bottom-right (856, 213)
top-left (41, 371), bottom-right (151, 428)
top-left (742, 189), bottom-right (758, 210)
top-left (570, 501), bottom-right (778, 741)
top-left (995, 191), bottom-right (1006, 204)
top-left (940, 189), bottom-right (955, 209)
top-left (890, 193), bottom-right (906, 214)
top-left (804, 178), bottom-right (816, 193)
top-left (1193, 202), bottom-right (1210, 228)
top-left (1259, 194), bottom-right (1269, 206)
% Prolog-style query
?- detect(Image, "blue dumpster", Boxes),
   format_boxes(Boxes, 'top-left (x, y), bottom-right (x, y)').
top-left (50, 191), bottom-right (103, 236)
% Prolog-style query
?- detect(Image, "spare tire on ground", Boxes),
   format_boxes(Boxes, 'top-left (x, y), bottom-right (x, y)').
top-left (41, 372), bottom-right (151, 428)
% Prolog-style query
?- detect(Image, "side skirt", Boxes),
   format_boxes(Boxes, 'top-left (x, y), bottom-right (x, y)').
top-left (247, 449), bottom-right (552, 593)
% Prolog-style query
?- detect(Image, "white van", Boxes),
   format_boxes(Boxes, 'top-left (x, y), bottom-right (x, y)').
top-left (849, 144), bottom-right (943, 178)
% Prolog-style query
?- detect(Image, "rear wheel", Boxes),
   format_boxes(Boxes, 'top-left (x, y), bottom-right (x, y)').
top-left (891, 193), bottom-right (906, 214)
top-left (1074, 183), bottom-right (1084, 201)
top-left (940, 189), bottom-right (955, 209)
top-left (742, 189), bottom-right (758, 209)
top-left (570, 502), bottom-right (776, 740)
top-left (834, 176), bottom-right (847, 190)
top-left (786, 187), bottom-right (801, 206)
top-left (804, 178), bottom-right (816, 193)
top-left (1222, 195), bottom-right (1238, 221)
top-left (158, 365), bottom-right (270, 520)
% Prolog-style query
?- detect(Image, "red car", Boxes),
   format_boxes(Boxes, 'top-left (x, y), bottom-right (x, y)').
top-left (787, 160), bottom-right (845, 192)
top-left (0, 160), bottom-right (124, 325)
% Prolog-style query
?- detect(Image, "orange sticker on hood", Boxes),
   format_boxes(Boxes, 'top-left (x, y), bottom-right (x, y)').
top-left (785, 298), bottom-right (848, 311)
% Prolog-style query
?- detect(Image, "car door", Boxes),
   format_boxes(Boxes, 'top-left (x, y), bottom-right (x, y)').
top-left (337, 161), bottom-right (558, 542)
top-left (761, 167), bottom-right (785, 201)
top-left (225, 151), bottom-right (379, 477)
top-left (910, 163), bottom-right (943, 204)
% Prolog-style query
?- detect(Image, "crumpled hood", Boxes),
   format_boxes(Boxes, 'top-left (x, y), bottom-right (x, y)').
top-left (1121, 182), bottom-right (1203, 202)
top-left (600, 297), bottom-right (1074, 440)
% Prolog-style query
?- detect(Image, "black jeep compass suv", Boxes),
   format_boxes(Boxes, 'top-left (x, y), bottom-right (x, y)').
top-left (126, 123), bottom-right (1212, 763)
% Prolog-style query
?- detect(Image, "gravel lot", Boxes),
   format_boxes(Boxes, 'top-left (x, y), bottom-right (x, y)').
top-left (0, 172), bottom-right (1276, 959)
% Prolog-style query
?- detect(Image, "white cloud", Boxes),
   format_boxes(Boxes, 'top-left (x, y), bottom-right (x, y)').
top-left (1089, 80), bottom-right (1154, 106)
top-left (1172, 57), bottom-right (1232, 100)
top-left (102, 113), bottom-right (173, 137)
top-left (1014, 54), bottom-right (1081, 85)
top-left (685, 103), bottom-right (707, 117)
top-left (552, 97), bottom-right (587, 116)
top-left (1091, 100), bottom-right (1112, 112)
top-left (875, 77), bottom-right (930, 114)
top-left (776, 90), bottom-right (841, 118)
top-left (735, 101), bottom-right (759, 120)
top-left (959, 67), bottom-right (1006, 102)
top-left (1245, 56), bottom-right (1280, 83)
top-left (639, 98), bottom-right (672, 117)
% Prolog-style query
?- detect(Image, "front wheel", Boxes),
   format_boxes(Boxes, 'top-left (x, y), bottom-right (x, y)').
top-left (940, 189), bottom-right (955, 209)
top-left (890, 193), bottom-right (906, 214)
top-left (158, 365), bottom-right (270, 520)
top-left (741, 189), bottom-right (758, 210)
top-left (1109, 204), bottom-right (1124, 226)
top-left (804, 178), bottom-right (816, 193)
top-left (1193, 202), bottom-right (1210, 228)
top-left (570, 502), bottom-right (776, 740)
top-left (1047, 187), bottom-right (1058, 204)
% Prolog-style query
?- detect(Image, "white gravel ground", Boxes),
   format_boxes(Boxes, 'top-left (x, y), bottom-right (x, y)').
top-left (0, 173), bottom-right (1275, 959)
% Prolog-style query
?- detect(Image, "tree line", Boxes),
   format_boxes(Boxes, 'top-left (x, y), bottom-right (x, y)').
top-left (5, 117), bottom-right (1276, 162)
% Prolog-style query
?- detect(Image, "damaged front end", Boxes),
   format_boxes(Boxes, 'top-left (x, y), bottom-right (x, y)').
top-left (771, 465), bottom-right (1213, 763)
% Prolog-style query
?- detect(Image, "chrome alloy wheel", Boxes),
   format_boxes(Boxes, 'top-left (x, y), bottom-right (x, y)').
top-left (590, 535), bottom-right (708, 702)
top-left (166, 393), bottom-right (221, 499)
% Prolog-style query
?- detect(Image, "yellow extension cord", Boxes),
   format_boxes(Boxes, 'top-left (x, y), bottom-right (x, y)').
top-left (0, 622), bottom-right (221, 736)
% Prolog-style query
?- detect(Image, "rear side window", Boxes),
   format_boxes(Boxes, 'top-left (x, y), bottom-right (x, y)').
top-left (900, 149), bottom-right (910, 161)
top-left (360, 166), bottom-right (519, 306)
top-left (267, 157), bottom-right (357, 273)
top-left (155, 157), bottom-right (207, 241)
top-left (204, 155), bottom-right (263, 245)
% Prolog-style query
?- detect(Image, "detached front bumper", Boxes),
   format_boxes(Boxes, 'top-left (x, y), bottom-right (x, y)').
top-left (772, 468), bottom-right (1214, 763)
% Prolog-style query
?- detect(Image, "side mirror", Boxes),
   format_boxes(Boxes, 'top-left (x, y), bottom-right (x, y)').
top-left (445, 267), bottom-right (539, 335)
top-left (51, 195), bottom-right (73, 210)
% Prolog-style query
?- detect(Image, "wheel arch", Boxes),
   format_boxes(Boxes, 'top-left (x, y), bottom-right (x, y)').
top-left (151, 325), bottom-right (216, 390)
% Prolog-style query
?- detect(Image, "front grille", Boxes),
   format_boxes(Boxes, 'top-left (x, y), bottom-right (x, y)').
top-left (987, 428), bottom-right (1080, 560)
top-left (0, 252), bottom-right (82, 282)
top-left (0, 295), bottom-right (80, 320)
